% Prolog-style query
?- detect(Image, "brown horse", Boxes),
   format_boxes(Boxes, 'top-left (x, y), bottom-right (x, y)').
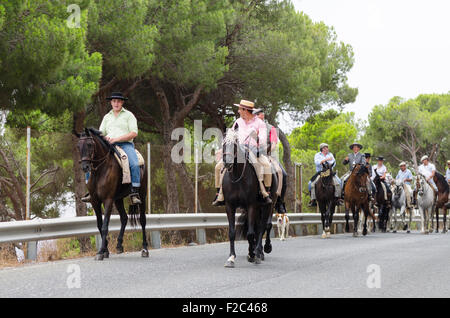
top-left (432, 172), bottom-right (449, 233)
top-left (344, 164), bottom-right (371, 237)
top-left (74, 128), bottom-right (148, 261)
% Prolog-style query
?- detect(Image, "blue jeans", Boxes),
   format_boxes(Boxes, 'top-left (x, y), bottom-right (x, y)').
top-left (85, 142), bottom-right (141, 187)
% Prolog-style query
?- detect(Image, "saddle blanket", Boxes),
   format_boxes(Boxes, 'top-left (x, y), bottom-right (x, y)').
top-left (114, 146), bottom-right (145, 184)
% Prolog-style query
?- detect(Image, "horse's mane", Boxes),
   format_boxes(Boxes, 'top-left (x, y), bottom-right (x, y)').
top-left (435, 171), bottom-right (449, 192)
top-left (223, 129), bottom-right (239, 146)
top-left (87, 128), bottom-right (122, 158)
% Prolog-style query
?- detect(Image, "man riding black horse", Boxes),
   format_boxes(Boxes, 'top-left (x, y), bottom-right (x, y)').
top-left (81, 92), bottom-right (141, 205)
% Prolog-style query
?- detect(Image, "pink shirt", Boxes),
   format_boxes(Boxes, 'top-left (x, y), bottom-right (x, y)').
top-left (232, 117), bottom-right (267, 148)
top-left (270, 126), bottom-right (278, 144)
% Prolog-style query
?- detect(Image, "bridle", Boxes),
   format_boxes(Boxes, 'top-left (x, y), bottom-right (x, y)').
top-left (79, 135), bottom-right (110, 172)
top-left (222, 136), bottom-right (250, 184)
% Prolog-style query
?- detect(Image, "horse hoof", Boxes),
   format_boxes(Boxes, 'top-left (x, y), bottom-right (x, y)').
top-left (321, 232), bottom-right (327, 239)
top-left (224, 260), bottom-right (235, 268)
top-left (393, 230), bottom-right (397, 234)
top-left (363, 229), bottom-right (368, 236)
top-left (141, 249), bottom-right (149, 258)
top-left (261, 253), bottom-right (265, 261)
top-left (326, 232), bottom-right (331, 238)
top-left (255, 257), bottom-right (262, 265)
top-left (353, 232), bottom-right (358, 237)
top-left (116, 247), bottom-right (124, 254)
top-left (264, 244), bottom-right (272, 254)
top-left (247, 255), bottom-right (255, 263)
top-left (407, 230), bottom-right (411, 234)
top-left (95, 254), bottom-right (104, 261)
top-left (103, 251), bottom-right (110, 259)
top-left (435, 230), bottom-right (439, 234)
top-left (345, 226), bottom-right (350, 233)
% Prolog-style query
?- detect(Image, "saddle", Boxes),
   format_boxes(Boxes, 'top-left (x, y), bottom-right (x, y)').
top-left (114, 146), bottom-right (145, 184)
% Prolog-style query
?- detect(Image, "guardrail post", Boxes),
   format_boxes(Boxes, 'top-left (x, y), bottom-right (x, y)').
top-left (317, 223), bottom-right (323, 235)
top-left (150, 231), bottom-right (161, 249)
top-left (196, 228), bottom-right (206, 245)
top-left (337, 223), bottom-right (343, 234)
top-left (293, 224), bottom-right (302, 236)
top-left (26, 241), bottom-right (37, 261)
top-left (95, 234), bottom-right (101, 251)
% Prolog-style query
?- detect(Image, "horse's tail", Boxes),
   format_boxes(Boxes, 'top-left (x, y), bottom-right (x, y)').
top-left (236, 209), bottom-right (249, 240)
top-left (128, 204), bottom-right (140, 227)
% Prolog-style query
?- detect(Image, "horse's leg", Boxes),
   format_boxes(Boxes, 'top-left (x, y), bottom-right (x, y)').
top-left (362, 205), bottom-right (369, 236)
top-left (435, 205), bottom-right (439, 233)
top-left (247, 206), bottom-right (256, 263)
top-left (92, 201), bottom-right (104, 257)
top-left (115, 199), bottom-right (128, 254)
top-left (345, 202), bottom-right (350, 233)
top-left (407, 206), bottom-right (412, 233)
top-left (96, 199), bottom-right (114, 261)
top-left (443, 207), bottom-right (448, 234)
top-left (225, 204), bottom-right (236, 268)
top-left (319, 201), bottom-right (327, 239)
top-left (352, 205), bottom-right (359, 237)
top-left (264, 212), bottom-right (273, 253)
top-left (419, 206), bottom-right (425, 234)
top-left (139, 201), bottom-right (149, 257)
top-left (327, 202), bottom-right (335, 238)
top-left (255, 206), bottom-right (268, 264)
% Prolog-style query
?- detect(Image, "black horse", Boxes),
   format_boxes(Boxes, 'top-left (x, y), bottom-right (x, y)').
top-left (222, 129), bottom-right (278, 268)
top-left (373, 170), bottom-right (391, 233)
top-left (74, 128), bottom-right (148, 260)
top-left (315, 162), bottom-right (337, 239)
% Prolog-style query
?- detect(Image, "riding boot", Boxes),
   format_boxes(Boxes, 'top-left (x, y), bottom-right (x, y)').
top-left (336, 197), bottom-right (344, 206)
top-left (308, 199), bottom-right (317, 207)
top-left (263, 187), bottom-right (273, 205)
top-left (130, 187), bottom-right (142, 205)
top-left (212, 188), bottom-right (225, 206)
top-left (81, 192), bottom-right (91, 203)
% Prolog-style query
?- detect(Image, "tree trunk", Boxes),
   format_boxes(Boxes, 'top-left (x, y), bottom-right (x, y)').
top-left (72, 111), bottom-right (91, 253)
top-left (162, 138), bottom-right (180, 214)
top-left (278, 129), bottom-right (296, 212)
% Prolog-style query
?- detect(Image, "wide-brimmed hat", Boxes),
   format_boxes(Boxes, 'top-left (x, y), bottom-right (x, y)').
top-left (319, 143), bottom-right (329, 151)
top-left (399, 162), bottom-right (407, 167)
top-left (106, 92), bottom-right (128, 101)
top-left (421, 155), bottom-right (429, 162)
top-left (253, 108), bottom-right (264, 115)
top-left (349, 143), bottom-right (363, 150)
top-left (233, 100), bottom-right (255, 110)
top-left (376, 156), bottom-right (384, 161)
top-left (364, 153), bottom-right (371, 158)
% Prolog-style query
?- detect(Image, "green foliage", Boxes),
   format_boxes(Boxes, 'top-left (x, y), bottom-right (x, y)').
top-left (148, 0), bottom-right (232, 89)
top-left (0, 0), bottom-right (102, 115)
top-left (365, 93), bottom-right (449, 169)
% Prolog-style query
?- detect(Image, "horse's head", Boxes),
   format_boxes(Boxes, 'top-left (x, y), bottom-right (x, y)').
top-left (320, 162), bottom-right (333, 182)
top-left (222, 129), bottom-right (240, 171)
top-left (74, 128), bottom-right (96, 174)
top-left (417, 174), bottom-right (426, 196)
top-left (393, 179), bottom-right (403, 197)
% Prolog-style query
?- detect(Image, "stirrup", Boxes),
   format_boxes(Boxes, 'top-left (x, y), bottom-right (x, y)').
top-left (130, 191), bottom-right (141, 205)
top-left (81, 193), bottom-right (91, 203)
top-left (212, 196), bottom-right (225, 206)
top-left (308, 200), bottom-right (317, 207)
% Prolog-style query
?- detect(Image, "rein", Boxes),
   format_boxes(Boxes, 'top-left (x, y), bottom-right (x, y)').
top-left (79, 136), bottom-right (111, 172)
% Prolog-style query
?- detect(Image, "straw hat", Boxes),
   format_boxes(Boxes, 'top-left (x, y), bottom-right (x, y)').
top-left (421, 155), bottom-right (429, 162)
top-left (349, 143), bottom-right (363, 150)
top-left (399, 162), bottom-right (407, 167)
top-left (233, 100), bottom-right (255, 110)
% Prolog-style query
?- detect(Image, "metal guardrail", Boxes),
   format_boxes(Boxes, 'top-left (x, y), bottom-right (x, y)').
top-left (0, 213), bottom-right (354, 245)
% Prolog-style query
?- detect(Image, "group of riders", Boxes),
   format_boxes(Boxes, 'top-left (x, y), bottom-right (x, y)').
top-left (82, 94), bottom-right (449, 214)
top-left (307, 143), bottom-right (450, 211)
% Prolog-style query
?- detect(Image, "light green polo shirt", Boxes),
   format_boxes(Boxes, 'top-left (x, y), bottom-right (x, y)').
top-left (99, 108), bottom-right (138, 142)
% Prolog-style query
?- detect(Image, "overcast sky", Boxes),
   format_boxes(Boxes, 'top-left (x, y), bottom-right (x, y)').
top-left (290, 0), bottom-right (450, 123)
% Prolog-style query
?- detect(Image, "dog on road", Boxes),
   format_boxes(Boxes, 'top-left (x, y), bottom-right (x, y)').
top-left (276, 213), bottom-right (289, 241)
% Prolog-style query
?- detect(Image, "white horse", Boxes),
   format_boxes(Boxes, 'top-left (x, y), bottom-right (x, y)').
top-left (389, 180), bottom-right (411, 233)
top-left (416, 174), bottom-right (435, 234)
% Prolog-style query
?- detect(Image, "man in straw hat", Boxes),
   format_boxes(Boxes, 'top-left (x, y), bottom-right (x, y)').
top-left (212, 100), bottom-right (273, 206)
top-left (308, 143), bottom-right (342, 207)
top-left (341, 142), bottom-right (374, 201)
top-left (81, 92), bottom-right (142, 205)
top-left (395, 161), bottom-right (414, 208)
top-left (418, 155), bottom-right (438, 192)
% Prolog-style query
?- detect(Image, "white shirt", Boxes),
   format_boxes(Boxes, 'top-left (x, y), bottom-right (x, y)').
top-left (446, 168), bottom-right (450, 183)
top-left (371, 164), bottom-right (387, 180)
top-left (314, 152), bottom-right (336, 173)
top-left (418, 163), bottom-right (436, 179)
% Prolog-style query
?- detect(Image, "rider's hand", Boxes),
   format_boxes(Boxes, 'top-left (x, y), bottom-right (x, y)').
top-left (345, 156), bottom-right (349, 161)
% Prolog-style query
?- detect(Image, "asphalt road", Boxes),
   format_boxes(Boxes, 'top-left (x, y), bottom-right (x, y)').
top-left (1, 231), bottom-right (449, 298)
